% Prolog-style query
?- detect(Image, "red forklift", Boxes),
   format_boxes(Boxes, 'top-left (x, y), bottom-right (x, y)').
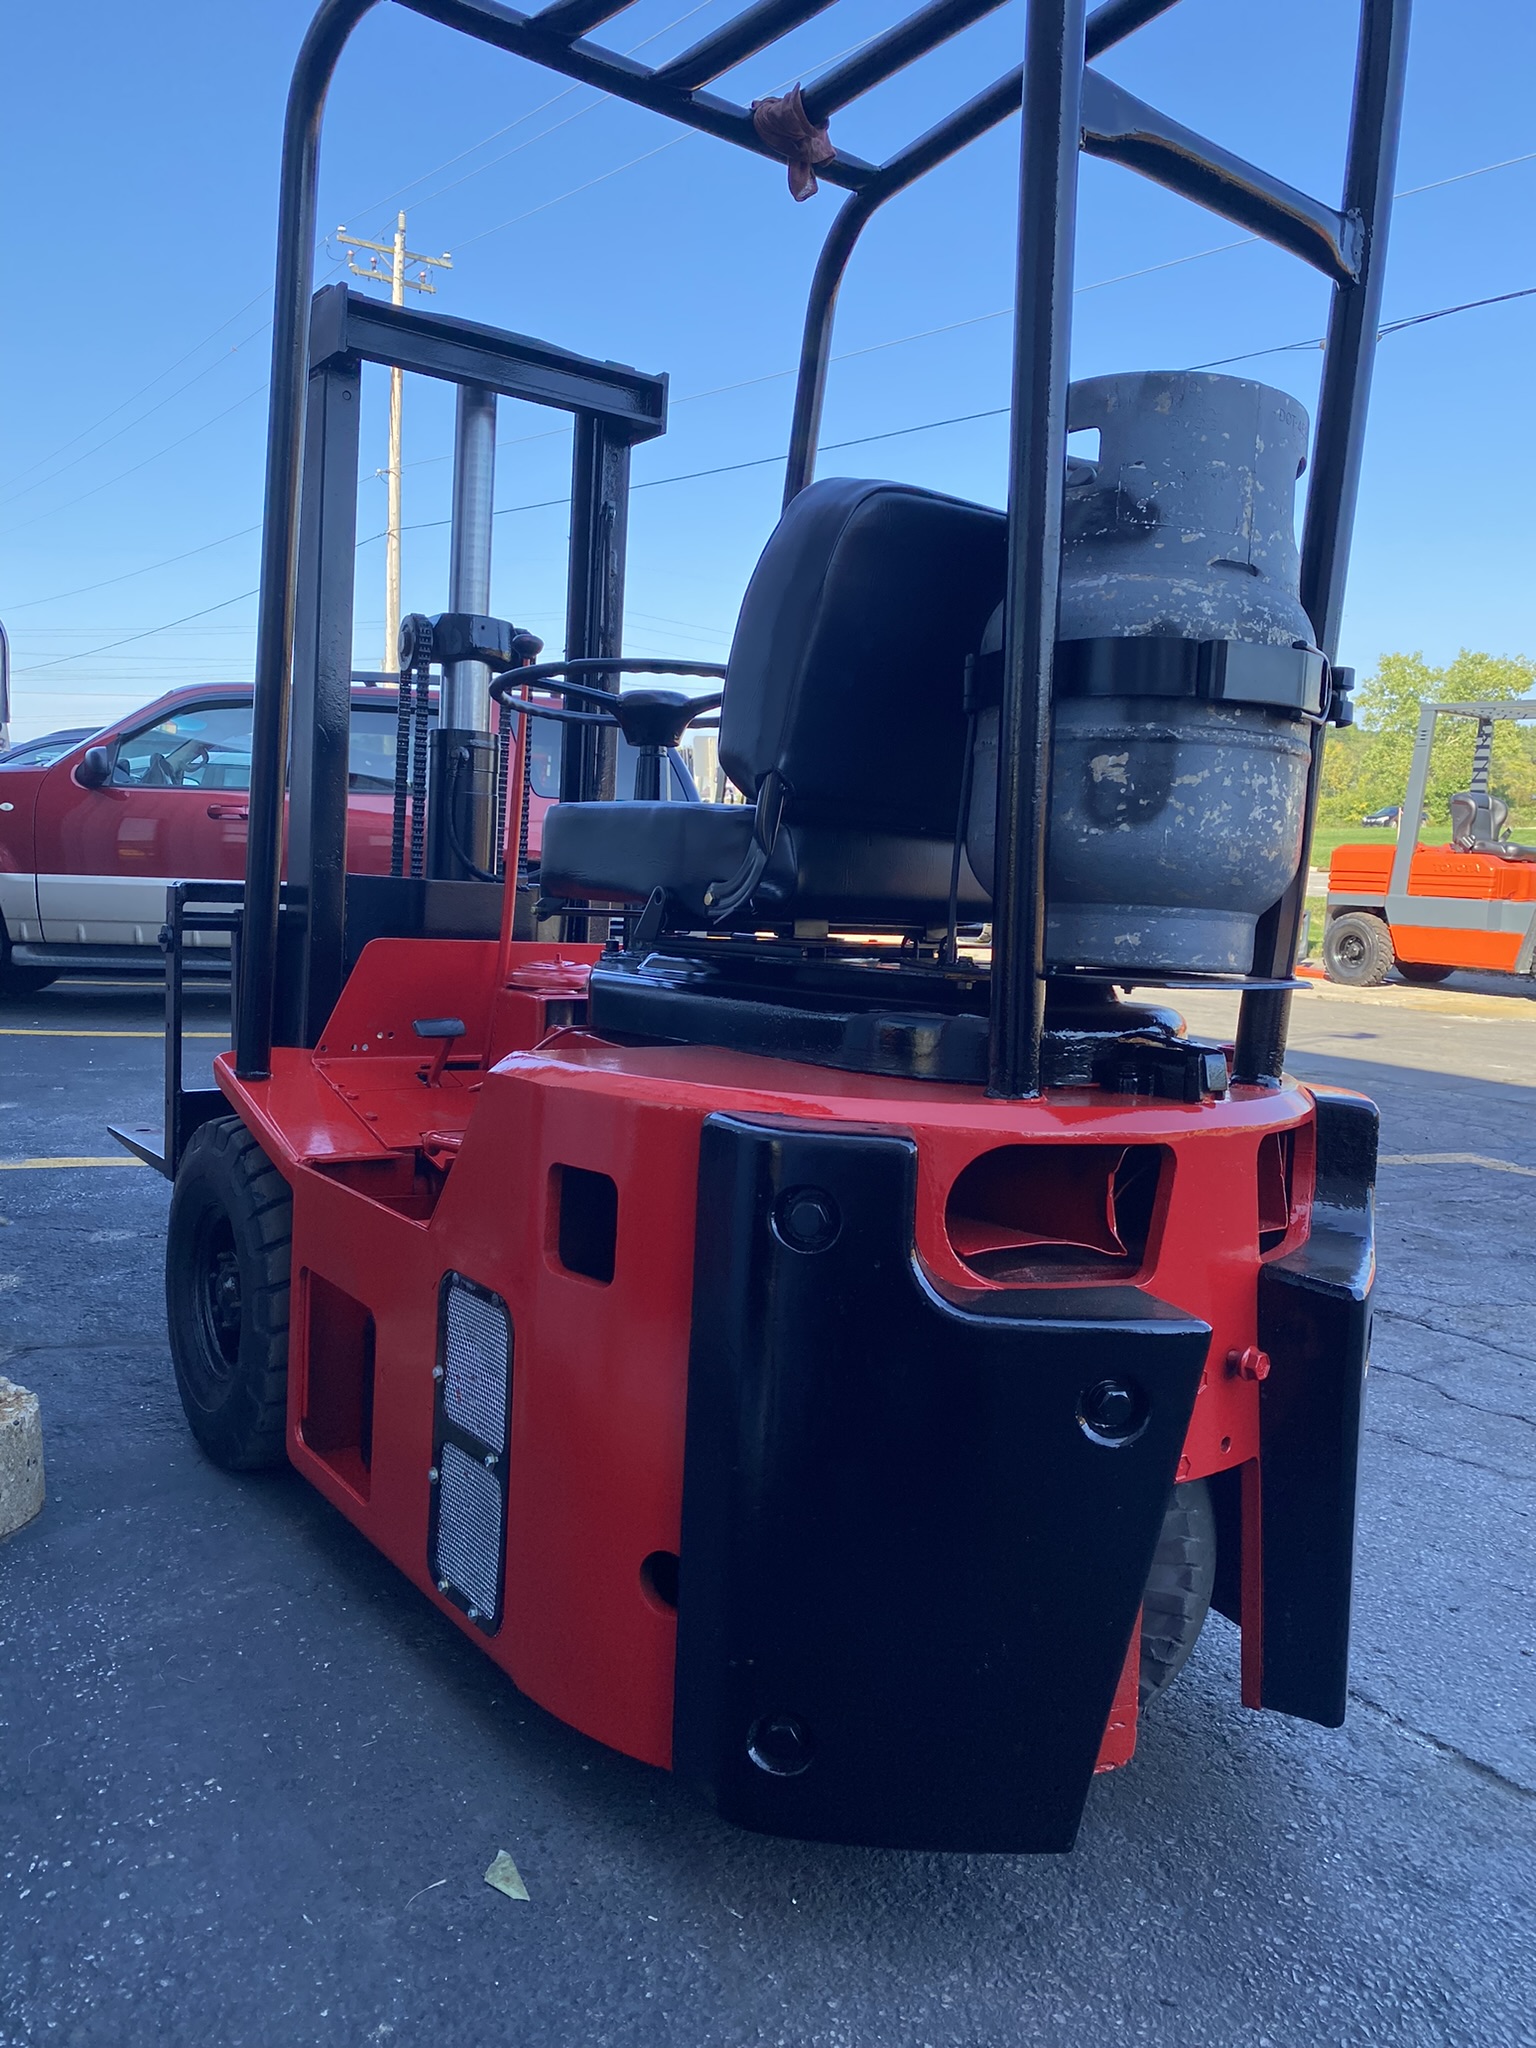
top-left (127, 0), bottom-right (1407, 1852)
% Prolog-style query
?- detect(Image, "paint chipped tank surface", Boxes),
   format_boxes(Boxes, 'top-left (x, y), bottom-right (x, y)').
top-left (969, 371), bottom-right (1318, 973)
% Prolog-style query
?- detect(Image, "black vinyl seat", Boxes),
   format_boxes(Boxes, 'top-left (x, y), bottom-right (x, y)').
top-left (540, 477), bottom-right (1005, 927)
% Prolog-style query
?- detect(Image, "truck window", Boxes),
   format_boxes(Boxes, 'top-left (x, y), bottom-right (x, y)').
top-left (112, 704), bottom-right (254, 791)
top-left (348, 700), bottom-right (440, 793)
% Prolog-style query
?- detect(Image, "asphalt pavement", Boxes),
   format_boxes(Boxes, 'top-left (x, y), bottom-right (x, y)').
top-left (0, 971), bottom-right (1532, 2048)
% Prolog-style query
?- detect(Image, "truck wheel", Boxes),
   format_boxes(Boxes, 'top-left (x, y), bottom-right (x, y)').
top-left (0, 964), bottom-right (59, 996)
top-left (0, 924), bottom-right (59, 996)
top-left (1398, 961), bottom-right (1453, 984)
top-left (166, 1117), bottom-right (292, 1471)
top-left (1323, 911), bottom-right (1394, 987)
top-left (1140, 1479), bottom-right (1216, 1707)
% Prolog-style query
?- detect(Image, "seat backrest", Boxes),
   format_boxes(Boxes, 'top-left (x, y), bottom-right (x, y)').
top-left (1449, 791), bottom-right (1509, 850)
top-left (719, 478), bottom-right (1007, 838)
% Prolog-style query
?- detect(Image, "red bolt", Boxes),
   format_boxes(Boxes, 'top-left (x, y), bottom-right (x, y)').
top-left (1227, 1345), bottom-right (1271, 1382)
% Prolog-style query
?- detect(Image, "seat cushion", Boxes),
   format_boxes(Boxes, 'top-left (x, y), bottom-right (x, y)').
top-left (541, 800), bottom-right (989, 926)
top-left (720, 478), bottom-right (1007, 837)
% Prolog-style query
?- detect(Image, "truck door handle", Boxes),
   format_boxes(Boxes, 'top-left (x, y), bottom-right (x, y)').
top-left (207, 804), bottom-right (250, 821)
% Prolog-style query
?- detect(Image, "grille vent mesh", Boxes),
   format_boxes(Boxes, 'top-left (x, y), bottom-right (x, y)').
top-left (443, 1285), bottom-right (510, 1452)
top-left (435, 1442), bottom-right (502, 1619)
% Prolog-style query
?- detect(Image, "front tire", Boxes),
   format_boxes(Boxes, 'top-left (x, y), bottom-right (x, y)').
top-left (166, 1118), bottom-right (292, 1470)
top-left (1323, 911), bottom-right (1394, 987)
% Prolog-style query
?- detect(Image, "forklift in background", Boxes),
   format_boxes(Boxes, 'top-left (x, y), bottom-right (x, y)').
top-left (129, 0), bottom-right (1408, 1852)
top-left (1324, 698), bottom-right (1536, 984)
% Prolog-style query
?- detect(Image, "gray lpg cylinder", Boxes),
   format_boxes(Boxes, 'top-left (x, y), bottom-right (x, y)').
top-left (968, 371), bottom-right (1319, 974)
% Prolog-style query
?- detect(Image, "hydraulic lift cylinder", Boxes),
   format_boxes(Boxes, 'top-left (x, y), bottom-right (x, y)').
top-left (430, 383), bottom-right (499, 878)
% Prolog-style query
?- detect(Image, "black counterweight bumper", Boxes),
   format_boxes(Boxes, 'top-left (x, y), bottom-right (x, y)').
top-left (1253, 1088), bottom-right (1378, 1726)
top-left (673, 1115), bottom-right (1211, 1853)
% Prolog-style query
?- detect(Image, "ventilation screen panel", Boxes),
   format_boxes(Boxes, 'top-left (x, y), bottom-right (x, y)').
top-left (433, 1442), bottom-right (503, 1622)
top-left (429, 1272), bottom-right (513, 1633)
top-left (443, 1283), bottom-right (511, 1452)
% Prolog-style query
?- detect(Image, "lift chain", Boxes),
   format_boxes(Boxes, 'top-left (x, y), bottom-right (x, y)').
top-left (390, 653), bottom-right (412, 879)
top-left (394, 613), bottom-right (436, 880)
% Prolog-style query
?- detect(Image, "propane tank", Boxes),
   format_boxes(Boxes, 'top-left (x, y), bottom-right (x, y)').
top-left (968, 371), bottom-right (1326, 975)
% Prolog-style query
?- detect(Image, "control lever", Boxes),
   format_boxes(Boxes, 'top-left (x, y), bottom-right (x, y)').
top-left (412, 1015), bottom-right (466, 1086)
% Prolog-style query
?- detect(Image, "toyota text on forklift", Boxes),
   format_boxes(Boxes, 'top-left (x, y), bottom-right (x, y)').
top-left (126, 0), bottom-right (1408, 1853)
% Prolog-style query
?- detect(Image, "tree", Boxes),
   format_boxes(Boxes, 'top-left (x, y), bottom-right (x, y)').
top-left (1317, 650), bottom-right (1536, 828)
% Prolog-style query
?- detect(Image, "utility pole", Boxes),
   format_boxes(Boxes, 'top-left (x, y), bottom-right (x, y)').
top-left (335, 214), bottom-right (452, 668)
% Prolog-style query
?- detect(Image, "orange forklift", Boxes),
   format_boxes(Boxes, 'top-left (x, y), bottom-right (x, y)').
top-left (1324, 698), bottom-right (1536, 984)
top-left (124, 0), bottom-right (1408, 1851)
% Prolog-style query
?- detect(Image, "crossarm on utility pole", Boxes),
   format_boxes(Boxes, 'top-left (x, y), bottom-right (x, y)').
top-left (336, 214), bottom-right (452, 668)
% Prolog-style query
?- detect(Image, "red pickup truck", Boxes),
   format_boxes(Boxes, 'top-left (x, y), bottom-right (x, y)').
top-left (0, 681), bottom-right (695, 991)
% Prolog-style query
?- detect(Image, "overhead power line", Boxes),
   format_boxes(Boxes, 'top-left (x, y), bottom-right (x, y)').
top-left (4, 526), bottom-right (262, 613)
top-left (1189, 283), bottom-right (1536, 370)
top-left (11, 139), bottom-right (1534, 557)
top-left (0, 385), bottom-right (268, 543)
top-left (11, 133), bottom-right (1536, 653)
top-left (15, 271), bottom-right (1534, 680)
top-left (0, 320), bottom-right (273, 513)
top-left (15, 588), bottom-right (261, 676)
top-left (332, 0), bottom-right (725, 223)
top-left (0, 289), bottom-right (272, 497)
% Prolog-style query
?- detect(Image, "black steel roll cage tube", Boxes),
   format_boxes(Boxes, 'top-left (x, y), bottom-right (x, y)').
top-left (236, 0), bottom-right (1409, 1090)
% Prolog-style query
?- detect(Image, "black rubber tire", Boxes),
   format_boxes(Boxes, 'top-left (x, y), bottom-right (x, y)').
top-left (0, 964), bottom-right (60, 996)
top-left (0, 924), bottom-right (59, 997)
top-left (1398, 961), bottom-right (1454, 984)
top-left (1139, 1479), bottom-right (1216, 1708)
top-left (166, 1117), bottom-right (292, 1471)
top-left (1323, 910), bottom-right (1394, 988)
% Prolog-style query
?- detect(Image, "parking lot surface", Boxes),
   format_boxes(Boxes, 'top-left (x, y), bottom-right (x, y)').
top-left (1, 973), bottom-right (1532, 2047)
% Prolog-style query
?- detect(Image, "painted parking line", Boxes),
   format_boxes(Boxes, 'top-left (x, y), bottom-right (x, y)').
top-left (0, 1027), bottom-right (227, 1039)
top-left (1379, 1151), bottom-right (1536, 1178)
top-left (0, 1156), bottom-right (148, 1171)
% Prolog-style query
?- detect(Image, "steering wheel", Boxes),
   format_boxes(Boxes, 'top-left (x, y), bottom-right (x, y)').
top-left (169, 741), bottom-right (211, 786)
top-left (154, 739), bottom-right (211, 788)
top-left (489, 658), bottom-right (725, 750)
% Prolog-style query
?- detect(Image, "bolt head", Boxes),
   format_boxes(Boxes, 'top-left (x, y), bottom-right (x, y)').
top-left (432, 1364), bottom-right (445, 1382)
top-left (1078, 1377), bottom-right (1148, 1446)
top-left (428, 1466), bottom-right (439, 1484)
top-left (771, 1185), bottom-right (841, 1254)
top-left (748, 1713), bottom-right (816, 1777)
top-left (1228, 1345), bottom-right (1271, 1382)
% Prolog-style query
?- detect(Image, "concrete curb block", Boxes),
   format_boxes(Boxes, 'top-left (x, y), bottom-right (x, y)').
top-left (0, 1378), bottom-right (45, 1538)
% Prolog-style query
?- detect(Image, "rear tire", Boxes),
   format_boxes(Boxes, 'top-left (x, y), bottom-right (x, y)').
top-left (1323, 911), bottom-right (1394, 987)
top-left (1398, 961), bottom-right (1453, 984)
top-left (1140, 1479), bottom-right (1216, 1707)
top-left (166, 1117), bottom-right (292, 1470)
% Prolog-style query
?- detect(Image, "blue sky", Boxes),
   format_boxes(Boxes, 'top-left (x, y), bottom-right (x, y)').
top-left (3, 0), bottom-right (1532, 738)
